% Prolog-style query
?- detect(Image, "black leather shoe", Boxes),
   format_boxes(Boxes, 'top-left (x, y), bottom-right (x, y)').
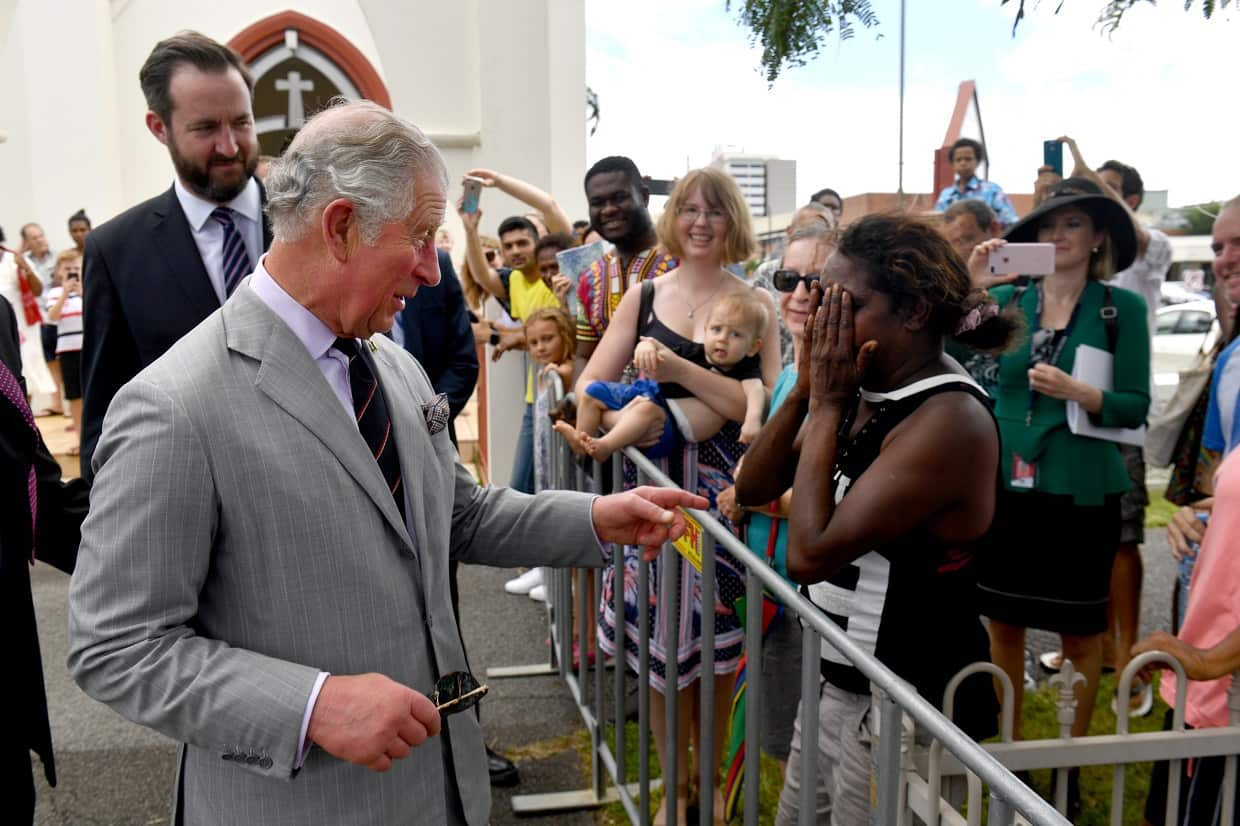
top-left (487, 746), bottom-right (520, 787)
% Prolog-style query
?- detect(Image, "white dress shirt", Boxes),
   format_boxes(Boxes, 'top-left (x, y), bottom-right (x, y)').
top-left (174, 176), bottom-right (263, 304)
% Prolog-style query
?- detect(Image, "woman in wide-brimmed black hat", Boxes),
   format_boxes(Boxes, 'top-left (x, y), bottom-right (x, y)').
top-left (965, 177), bottom-right (1150, 785)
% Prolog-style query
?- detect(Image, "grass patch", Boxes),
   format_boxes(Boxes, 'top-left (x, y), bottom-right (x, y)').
top-left (1146, 488), bottom-right (1180, 528)
top-left (582, 675), bottom-right (1169, 824)
top-left (586, 721), bottom-right (786, 824)
top-left (1017, 673), bottom-right (1168, 825)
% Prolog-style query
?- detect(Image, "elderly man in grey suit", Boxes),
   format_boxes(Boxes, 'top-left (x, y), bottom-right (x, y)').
top-left (66, 99), bottom-right (705, 826)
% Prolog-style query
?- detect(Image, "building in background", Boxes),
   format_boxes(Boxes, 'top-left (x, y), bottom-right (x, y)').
top-left (709, 148), bottom-right (796, 218)
top-left (0, 0), bottom-right (588, 491)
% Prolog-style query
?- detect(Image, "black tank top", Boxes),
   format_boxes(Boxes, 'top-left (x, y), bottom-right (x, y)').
top-left (635, 279), bottom-right (761, 399)
top-left (807, 374), bottom-right (1000, 741)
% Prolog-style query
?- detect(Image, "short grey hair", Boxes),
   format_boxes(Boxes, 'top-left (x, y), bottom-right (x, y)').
top-left (265, 98), bottom-right (448, 244)
top-left (788, 222), bottom-right (837, 246)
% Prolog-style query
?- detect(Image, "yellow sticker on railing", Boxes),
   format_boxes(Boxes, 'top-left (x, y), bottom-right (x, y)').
top-left (672, 509), bottom-right (703, 572)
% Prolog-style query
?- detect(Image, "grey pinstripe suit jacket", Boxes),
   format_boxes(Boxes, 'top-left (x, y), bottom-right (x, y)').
top-left (67, 284), bottom-right (599, 825)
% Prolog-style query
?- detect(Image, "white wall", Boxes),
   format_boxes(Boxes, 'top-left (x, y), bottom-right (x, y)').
top-left (0, 0), bottom-right (124, 252)
top-left (0, 0), bottom-right (587, 483)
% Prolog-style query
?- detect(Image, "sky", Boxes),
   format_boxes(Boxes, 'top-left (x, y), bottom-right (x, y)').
top-left (584, 0), bottom-right (1238, 208)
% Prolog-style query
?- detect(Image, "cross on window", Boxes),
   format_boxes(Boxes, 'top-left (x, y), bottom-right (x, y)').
top-left (274, 70), bottom-right (315, 128)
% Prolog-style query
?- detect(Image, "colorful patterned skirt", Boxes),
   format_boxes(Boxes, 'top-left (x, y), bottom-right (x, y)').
top-left (597, 422), bottom-right (748, 692)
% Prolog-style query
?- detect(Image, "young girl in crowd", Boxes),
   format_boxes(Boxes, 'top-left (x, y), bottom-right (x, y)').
top-left (524, 307), bottom-right (575, 391)
top-left (571, 288), bottom-right (767, 462)
top-left (67, 209), bottom-right (91, 253)
top-left (524, 306), bottom-right (597, 664)
top-left (44, 250), bottom-right (85, 454)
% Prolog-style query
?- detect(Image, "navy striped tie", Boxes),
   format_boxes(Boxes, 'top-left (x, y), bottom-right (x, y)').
top-left (333, 338), bottom-right (406, 521)
top-left (211, 207), bottom-right (252, 296)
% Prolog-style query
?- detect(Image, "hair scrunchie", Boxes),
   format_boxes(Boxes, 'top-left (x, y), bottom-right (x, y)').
top-left (955, 301), bottom-right (999, 335)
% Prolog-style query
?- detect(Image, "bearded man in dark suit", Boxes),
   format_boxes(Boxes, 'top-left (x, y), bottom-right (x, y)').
top-left (81, 31), bottom-right (271, 479)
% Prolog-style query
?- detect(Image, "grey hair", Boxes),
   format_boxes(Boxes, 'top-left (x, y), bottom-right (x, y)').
top-left (264, 98), bottom-right (448, 245)
top-left (788, 221), bottom-right (838, 246)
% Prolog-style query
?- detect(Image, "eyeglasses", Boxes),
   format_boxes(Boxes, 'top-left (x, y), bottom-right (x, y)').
top-left (771, 269), bottom-right (822, 293)
top-left (430, 671), bottom-right (489, 716)
top-left (676, 205), bottom-right (727, 224)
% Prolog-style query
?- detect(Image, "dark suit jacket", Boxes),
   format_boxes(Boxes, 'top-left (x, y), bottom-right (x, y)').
top-left (399, 250), bottom-right (479, 441)
top-left (0, 296), bottom-right (89, 787)
top-left (80, 182), bottom-right (272, 480)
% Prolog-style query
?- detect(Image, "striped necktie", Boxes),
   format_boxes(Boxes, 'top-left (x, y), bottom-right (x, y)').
top-left (333, 338), bottom-right (406, 521)
top-left (0, 358), bottom-right (37, 559)
top-left (211, 207), bottom-right (252, 296)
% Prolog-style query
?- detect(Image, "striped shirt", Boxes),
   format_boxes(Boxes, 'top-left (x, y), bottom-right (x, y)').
top-left (46, 286), bottom-right (83, 353)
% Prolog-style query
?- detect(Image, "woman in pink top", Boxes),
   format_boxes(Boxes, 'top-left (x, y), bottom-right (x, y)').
top-left (1133, 446), bottom-right (1240, 824)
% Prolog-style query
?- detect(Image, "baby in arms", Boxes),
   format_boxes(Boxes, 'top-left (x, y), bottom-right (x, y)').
top-left (573, 289), bottom-right (767, 462)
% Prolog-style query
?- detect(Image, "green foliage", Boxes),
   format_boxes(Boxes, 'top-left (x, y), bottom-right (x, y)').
top-left (725, 0), bottom-right (879, 84)
top-left (1181, 202), bottom-right (1223, 237)
top-left (1097, 0), bottom-right (1233, 33)
top-left (730, 1), bottom-right (1232, 81)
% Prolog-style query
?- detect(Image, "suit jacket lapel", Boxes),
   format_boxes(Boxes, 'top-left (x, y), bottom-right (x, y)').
top-left (148, 187), bottom-right (220, 320)
top-left (371, 345), bottom-right (436, 556)
top-left (223, 290), bottom-right (416, 557)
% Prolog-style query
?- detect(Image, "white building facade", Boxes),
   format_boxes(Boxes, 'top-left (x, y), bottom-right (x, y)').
top-left (0, 0), bottom-right (587, 485)
top-left (709, 149), bottom-right (796, 218)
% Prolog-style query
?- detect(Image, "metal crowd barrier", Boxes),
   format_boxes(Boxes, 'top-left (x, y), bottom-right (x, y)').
top-left (488, 375), bottom-right (1240, 825)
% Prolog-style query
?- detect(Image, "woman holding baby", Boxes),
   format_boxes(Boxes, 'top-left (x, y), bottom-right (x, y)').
top-left (573, 167), bottom-right (780, 823)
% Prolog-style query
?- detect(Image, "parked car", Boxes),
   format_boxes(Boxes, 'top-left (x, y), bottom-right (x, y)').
top-left (1153, 300), bottom-right (1218, 404)
top-left (1160, 280), bottom-right (1211, 306)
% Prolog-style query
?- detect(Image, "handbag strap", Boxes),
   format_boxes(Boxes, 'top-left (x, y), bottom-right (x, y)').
top-left (764, 508), bottom-right (779, 564)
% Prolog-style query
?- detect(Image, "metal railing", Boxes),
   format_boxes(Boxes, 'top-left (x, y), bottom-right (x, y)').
top-left (489, 374), bottom-right (1240, 825)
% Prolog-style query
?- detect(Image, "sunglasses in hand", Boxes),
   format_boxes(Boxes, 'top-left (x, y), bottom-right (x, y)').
top-left (431, 671), bottom-right (489, 716)
top-left (771, 269), bottom-right (823, 293)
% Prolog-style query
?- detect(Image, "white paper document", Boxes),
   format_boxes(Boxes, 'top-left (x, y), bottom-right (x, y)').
top-left (1066, 344), bottom-right (1147, 447)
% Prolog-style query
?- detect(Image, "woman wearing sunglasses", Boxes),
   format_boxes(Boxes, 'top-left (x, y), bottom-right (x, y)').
top-left (715, 222), bottom-right (834, 812)
top-left (576, 167), bottom-right (780, 824)
top-left (737, 214), bottom-right (1015, 824)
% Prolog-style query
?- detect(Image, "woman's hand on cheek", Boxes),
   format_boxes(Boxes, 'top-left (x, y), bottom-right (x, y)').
top-left (790, 285), bottom-right (822, 402)
top-left (808, 284), bottom-right (877, 409)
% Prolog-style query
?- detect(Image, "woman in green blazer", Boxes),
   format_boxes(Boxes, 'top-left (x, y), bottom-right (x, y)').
top-left (969, 179), bottom-right (1149, 751)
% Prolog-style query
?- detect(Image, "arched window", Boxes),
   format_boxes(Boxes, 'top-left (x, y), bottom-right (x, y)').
top-left (230, 11), bottom-right (391, 156)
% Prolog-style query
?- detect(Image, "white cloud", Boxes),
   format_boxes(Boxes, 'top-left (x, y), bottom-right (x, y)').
top-left (586, 0), bottom-right (1240, 207)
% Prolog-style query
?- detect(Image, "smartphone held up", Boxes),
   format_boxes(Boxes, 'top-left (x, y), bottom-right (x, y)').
top-left (1043, 139), bottom-right (1064, 177)
top-left (461, 177), bottom-right (484, 214)
top-left (989, 243), bottom-right (1055, 277)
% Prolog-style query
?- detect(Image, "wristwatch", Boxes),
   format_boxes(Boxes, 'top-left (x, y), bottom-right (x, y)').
top-left (489, 331), bottom-right (501, 347)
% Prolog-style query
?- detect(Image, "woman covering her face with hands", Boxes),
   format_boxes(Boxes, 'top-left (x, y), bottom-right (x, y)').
top-left (737, 214), bottom-right (1016, 825)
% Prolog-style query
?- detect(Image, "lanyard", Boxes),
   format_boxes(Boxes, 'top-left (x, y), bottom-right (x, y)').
top-left (1026, 281), bottom-right (1082, 426)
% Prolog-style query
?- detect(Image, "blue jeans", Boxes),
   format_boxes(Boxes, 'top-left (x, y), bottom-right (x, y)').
top-left (510, 403), bottom-right (535, 493)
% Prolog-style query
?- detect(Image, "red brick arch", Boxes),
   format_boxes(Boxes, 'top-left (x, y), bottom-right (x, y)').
top-left (229, 10), bottom-right (391, 109)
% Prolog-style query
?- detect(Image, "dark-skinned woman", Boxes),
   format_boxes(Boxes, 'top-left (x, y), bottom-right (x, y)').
top-left (736, 214), bottom-right (1017, 825)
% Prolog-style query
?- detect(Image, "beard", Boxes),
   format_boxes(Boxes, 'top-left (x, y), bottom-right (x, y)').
top-left (169, 137), bottom-right (258, 203)
top-left (598, 209), bottom-right (654, 249)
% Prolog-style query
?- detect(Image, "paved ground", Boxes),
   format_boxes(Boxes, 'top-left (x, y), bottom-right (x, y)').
top-left (28, 413), bottom-right (1180, 823)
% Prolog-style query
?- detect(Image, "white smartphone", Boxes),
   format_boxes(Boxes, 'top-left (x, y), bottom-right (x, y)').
top-left (989, 242), bottom-right (1055, 276)
top-left (461, 177), bottom-right (484, 214)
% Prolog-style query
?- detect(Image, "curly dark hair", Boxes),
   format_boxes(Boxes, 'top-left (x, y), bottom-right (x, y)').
top-left (836, 214), bottom-right (1021, 353)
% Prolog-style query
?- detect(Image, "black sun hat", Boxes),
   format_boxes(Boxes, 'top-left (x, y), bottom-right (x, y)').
top-left (1002, 177), bottom-right (1138, 274)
